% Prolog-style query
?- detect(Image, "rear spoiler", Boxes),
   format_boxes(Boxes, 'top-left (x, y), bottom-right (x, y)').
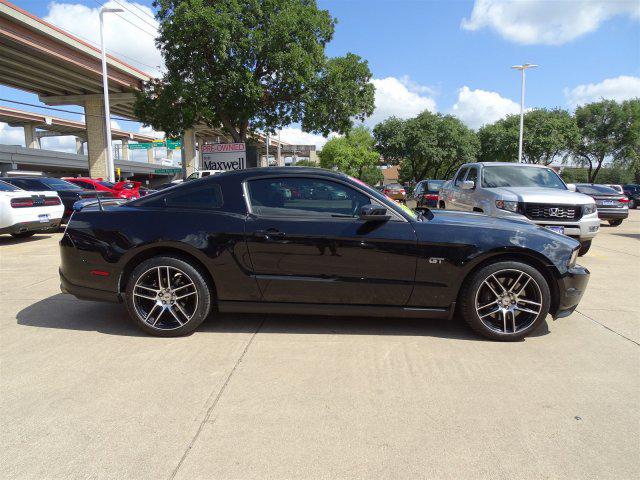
top-left (114, 180), bottom-right (142, 190)
top-left (72, 198), bottom-right (128, 212)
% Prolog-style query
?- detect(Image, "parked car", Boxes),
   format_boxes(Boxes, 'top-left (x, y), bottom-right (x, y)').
top-left (622, 184), bottom-right (640, 209)
top-left (138, 186), bottom-right (157, 197)
top-left (605, 184), bottom-right (624, 194)
top-left (0, 179), bottom-right (63, 238)
top-left (171, 170), bottom-right (225, 184)
top-left (62, 177), bottom-right (141, 200)
top-left (414, 179), bottom-right (445, 209)
top-left (382, 183), bottom-right (406, 203)
top-left (60, 167), bottom-right (589, 341)
top-left (0, 176), bottom-right (113, 222)
top-left (575, 184), bottom-right (629, 226)
top-left (438, 163), bottom-right (599, 256)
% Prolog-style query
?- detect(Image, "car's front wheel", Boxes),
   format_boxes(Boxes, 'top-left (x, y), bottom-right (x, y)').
top-left (608, 219), bottom-right (623, 227)
top-left (125, 256), bottom-right (212, 337)
top-left (578, 240), bottom-right (591, 256)
top-left (459, 261), bottom-right (551, 341)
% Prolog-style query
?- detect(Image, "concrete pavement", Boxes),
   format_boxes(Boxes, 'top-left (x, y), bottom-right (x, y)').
top-left (1, 211), bottom-right (638, 479)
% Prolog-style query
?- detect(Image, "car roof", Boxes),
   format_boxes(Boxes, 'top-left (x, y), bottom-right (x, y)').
top-left (462, 162), bottom-right (551, 168)
top-left (209, 166), bottom-right (349, 181)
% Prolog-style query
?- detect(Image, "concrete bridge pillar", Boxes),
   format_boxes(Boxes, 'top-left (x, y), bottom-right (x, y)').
top-left (84, 97), bottom-right (109, 179)
top-left (183, 129), bottom-right (197, 176)
top-left (121, 139), bottom-right (129, 160)
top-left (75, 137), bottom-right (84, 155)
top-left (23, 123), bottom-right (40, 149)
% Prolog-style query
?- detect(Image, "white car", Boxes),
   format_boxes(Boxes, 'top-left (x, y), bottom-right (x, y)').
top-left (0, 180), bottom-right (64, 238)
top-left (171, 170), bottom-right (225, 184)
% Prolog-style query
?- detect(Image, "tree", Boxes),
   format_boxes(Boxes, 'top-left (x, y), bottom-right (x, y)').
top-left (613, 98), bottom-right (640, 183)
top-left (292, 159), bottom-right (318, 167)
top-left (318, 126), bottom-right (382, 185)
top-left (374, 111), bottom-right (478, 182)
top-left (572, 100), bottom-right (628, 182)
top-left (135, 0), bottom-right (375, 142)
top-left (478, 109), bottom-right (579, 165)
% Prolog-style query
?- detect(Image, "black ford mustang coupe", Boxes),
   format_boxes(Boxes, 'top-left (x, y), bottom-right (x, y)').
top-left (59, 168), bottom-right (589, 341)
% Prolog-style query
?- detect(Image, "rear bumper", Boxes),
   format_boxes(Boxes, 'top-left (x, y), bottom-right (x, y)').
top-left (59, 268), bottom-right (121, 303)
top-left (552, 265), bottom-right (590, 319)
top-left (597, 209), bottom-right (628, 220)
top-left (0, 218), bottom-right (61, 235)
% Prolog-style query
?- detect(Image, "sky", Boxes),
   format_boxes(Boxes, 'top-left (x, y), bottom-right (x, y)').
top-left (1, 0), bottom-right (639, 153)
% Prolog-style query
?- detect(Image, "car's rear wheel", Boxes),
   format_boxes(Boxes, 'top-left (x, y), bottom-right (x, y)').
top-left (10, 231), bottom-right (35, 238)
top-left (439, 201), bottom-right (446, 209)
top-left (608, 219), bottom-right (623, 227)
top-left (578, 240), bottom-right (591, 256)
top-left (629, 199), bottom-right (636, 209)
top-left (125, 256), bottom-right (212, 337)
top-left (459, 261), bottom-right (551, 341)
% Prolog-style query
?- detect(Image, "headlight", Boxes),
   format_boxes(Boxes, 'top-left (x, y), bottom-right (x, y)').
top-left (583, 203), bottom-right (597, 215)
top-left (568, 248), bottom-right (579, 268)
top-left (495, 200), bottom-right (519, 212)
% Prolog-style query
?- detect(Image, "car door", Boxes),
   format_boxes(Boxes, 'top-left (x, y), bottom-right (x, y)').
top-left (457, 166), bottom-right (479, 211)
top-left (244, 175), bottom-right (418, 306)
top-left (448, 167), bottom-right (468, 210)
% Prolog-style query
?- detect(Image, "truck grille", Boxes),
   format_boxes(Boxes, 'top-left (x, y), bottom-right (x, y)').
top-left (523, 203), bottom-right (582, 221)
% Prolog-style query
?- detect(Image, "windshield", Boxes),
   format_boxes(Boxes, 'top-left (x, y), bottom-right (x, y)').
top-left (347, 175), bottom-right (418, 221)
top-left (482, 166), bottom-right (566, 189)
top-left (98, 181), bottom-right (115, 188)
top-left (0, 180), bottom-right (19, 192)
top-left (41, 178), bottom-right (83, 191)
top-left (426, 180), bottom-right (445, 192)
top-left (576, 184), bottom-right (619, 195)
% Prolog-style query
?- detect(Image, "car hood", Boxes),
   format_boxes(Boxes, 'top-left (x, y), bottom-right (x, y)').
top-left (487, 187), bottom-right (594, 204)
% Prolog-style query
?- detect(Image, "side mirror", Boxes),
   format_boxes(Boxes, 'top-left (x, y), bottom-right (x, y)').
top-left (566, 183), bottom-right (577, 192)
top-left (359, 204), bottom-right (390, 221)
top-left (460, 180), bottom-right (475, 190)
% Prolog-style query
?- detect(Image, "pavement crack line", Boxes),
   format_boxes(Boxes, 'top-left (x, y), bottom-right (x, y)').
top-left (169, 317), bottom-right (266, 480)
top-left (576, 310), bottom-right (639, 346)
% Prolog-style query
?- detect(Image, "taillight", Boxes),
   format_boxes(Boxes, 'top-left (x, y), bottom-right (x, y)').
top-left (619, 198), bottom-right (630, 203)
top-left (10, 198), bottom-right (34, 208)
top-left (423, 194), bottom-right (438, 201)
top-left (44, 197), bottom-right (61, 206)
top-left (400, 189), bottom-right (406, 194)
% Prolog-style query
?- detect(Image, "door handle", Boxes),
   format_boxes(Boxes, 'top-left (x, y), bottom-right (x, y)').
top-left (254, 229), bottom-right (286, 240)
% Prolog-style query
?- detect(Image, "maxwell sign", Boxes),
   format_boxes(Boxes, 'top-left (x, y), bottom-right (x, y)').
top-left (201, 143), bottom-right (246, 171)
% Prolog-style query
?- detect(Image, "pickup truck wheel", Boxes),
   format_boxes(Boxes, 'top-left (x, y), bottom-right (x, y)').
top-left (608, 219), bottom-right (623, 227)
top-left (578, 240), bottom-right (591, 256)
top-left (438, 201), bottom-right (446, 209)
top-left (459, 261), bottom-right (550, 341)
top-left (125, 256), bottom-right (212, 337)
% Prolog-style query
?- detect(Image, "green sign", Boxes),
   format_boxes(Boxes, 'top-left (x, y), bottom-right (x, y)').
top-left (154, 168), bottom-right (182, 175)
top-left (129, 139), bottom-right (181, 150)
top-left (129, 142), bottom-right (153, 150)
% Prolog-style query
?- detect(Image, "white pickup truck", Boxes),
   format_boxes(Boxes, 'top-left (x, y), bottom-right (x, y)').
top-left (438, 162), bottom-right (600, 255)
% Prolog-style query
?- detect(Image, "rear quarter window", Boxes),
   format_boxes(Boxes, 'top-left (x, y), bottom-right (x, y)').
top-left (164, 184), bottom-right (224, 209)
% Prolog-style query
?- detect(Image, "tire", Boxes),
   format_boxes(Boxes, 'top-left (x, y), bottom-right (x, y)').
top-left (630, 199), bottom-right (636, 209)
top-left (439, 201), bottom-right (446, 209)
top-left (578, 240), bottom-right (591, 256)
top-left (124, 256), bottom-right (212, 337)
top-left (459, 261), bottom-right (551, 341)
top-left (10, 231), bottom-right (35, 238)
top-left (608, 219), bottom-right (623, 227)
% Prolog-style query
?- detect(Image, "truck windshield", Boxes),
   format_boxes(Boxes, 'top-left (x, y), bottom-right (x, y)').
top-left (482, 166), bottom-right (566, 190)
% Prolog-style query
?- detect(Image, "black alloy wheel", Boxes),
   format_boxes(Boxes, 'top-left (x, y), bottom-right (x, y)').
top-left (125, 256), bottom-right (212, 336)
top-left (459, 261), bottom-right (551, 341)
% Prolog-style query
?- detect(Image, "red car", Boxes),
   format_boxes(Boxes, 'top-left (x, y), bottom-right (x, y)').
top-left (63, 177), bottom-right (141, 200)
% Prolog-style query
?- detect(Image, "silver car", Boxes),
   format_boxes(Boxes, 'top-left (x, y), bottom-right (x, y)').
top-left (439, 163), bottom-right (600, 255)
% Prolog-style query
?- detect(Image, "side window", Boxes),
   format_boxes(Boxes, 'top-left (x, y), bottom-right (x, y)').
top-left (454, 168), bottom-right (469, 187)
top-left (248, 177), bottom-right (371, 218)
top-left (465, 167), bottom-right (478, 186)
top-left (201, 172), bottom-right (211, 177)
top-left (414, 182), bottom-right (424, 195)
top-left (75, 180), bottom-right (93, 189)
top-left (186, 172), bottom-right (199, 180)
top-left (164, 184), bottom-right (223, 210)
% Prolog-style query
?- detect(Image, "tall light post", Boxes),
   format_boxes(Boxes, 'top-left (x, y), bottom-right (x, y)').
top-left (511, 63), bottom-right (538, 163)
top-left (99, 7), bottom-right (123, 182)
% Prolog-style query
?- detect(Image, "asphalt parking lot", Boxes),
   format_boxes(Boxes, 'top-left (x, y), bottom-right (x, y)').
top-left (1, 211), bottom-right (639, 480)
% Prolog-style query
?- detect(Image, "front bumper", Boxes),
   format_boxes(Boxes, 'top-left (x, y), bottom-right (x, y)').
top-left (552, 265), bottom-right (590, 319)
top-left (529, 215), bottom-right (601, 241)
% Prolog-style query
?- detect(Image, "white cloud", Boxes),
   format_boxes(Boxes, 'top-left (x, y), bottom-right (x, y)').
top-left (39, 136), bottom-right (77, 153)
top-left (0, 122), bottom-right (25, 146)
top-left (277, 127), bottom-right (337, 149)
top-left (564, 75), bottom-right (640, 107)
top-left (138, 125), bottom-right (164, 139)
top-left (462, 0), bottom-right (640, 45)
top-left (450, 86), bottom-right (520, 129)
top-left (44, 1), bottom-right (163, 75)
top-left (367, 77), bottom-right (437, 126)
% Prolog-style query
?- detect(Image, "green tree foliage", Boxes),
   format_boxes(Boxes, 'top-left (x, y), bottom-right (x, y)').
top-left (135, 0), bottom-right (375, 142)
top-left (292, 159), bottom-right (318, 167)
top-left (318, 126), bottom-right (382, 185)
top-left (572, 100), bottom-right (629, 182)
top-left (613, 99), bottom-right (640, 183)
top-left (560, 166), bottom-right (634, 185)
top-left (374, 111), bottom-right (478, 182)
top-left (478, 109), bottom-right (579, 165)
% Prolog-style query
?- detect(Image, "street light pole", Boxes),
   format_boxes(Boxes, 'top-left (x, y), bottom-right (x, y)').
top-left (511, 63), bottom-right (538, 163)
top-left (99, 7), bottom-right (123, 182)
